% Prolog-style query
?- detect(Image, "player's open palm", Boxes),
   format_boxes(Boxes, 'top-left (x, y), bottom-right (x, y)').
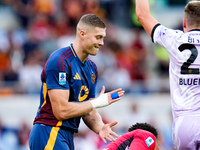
top-left (99, 121), bottom-right (119, 144)
top-left (99, 86), bottom-right (125, 105)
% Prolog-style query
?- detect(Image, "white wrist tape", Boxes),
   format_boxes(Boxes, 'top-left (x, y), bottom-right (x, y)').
top-left (90, 93), bottom-right (109, 109)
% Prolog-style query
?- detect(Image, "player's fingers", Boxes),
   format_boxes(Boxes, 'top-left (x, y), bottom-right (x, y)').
top-left (99, 86), bottom-right (105, 95)
top-left (101, 137), bottom-right (107, 144)
top-left (110, 91), bottom-right (125, 98)
top-left (118, 91), bottom-right (125, 97)
top-left (109, 91), bottom-right (125, 101)
top-left (109, 88), bottom-right (123, 94)
top-left (106, 135), bottom-right (116, 142)
top-left (109, 121), bottom-right (118, 127)
top-left (110, 131), bottom-right (119, 138)
top-left (109, 98), bottom-right (121, 104)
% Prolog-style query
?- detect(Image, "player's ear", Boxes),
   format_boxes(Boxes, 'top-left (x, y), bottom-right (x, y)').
top-left (79, 30), bottom-right (86, 39)
top-left (183, 19), bottom-right (186, 29)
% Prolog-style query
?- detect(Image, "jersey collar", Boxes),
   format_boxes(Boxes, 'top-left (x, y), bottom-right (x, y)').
top-left (70, 43), bottom-right (86, 67)
top-left (188, 29), bottom-right (200, 32)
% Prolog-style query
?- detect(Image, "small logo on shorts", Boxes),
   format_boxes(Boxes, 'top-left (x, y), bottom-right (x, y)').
top-left (59, 72), bottom-right (66, 85)
top-left (145, 137), bottom-right (154, 147)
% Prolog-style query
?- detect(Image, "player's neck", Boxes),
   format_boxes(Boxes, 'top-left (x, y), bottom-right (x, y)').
top-left (72, 41), bottom-right (87, 63)
top-left (184, 26), bottom-right (200, 32)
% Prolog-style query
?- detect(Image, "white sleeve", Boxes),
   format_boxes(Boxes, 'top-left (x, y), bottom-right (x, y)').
top-left (152, 24), bottom-right (183, 50)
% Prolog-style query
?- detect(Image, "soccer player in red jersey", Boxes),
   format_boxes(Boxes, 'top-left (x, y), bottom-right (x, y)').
top-left (103, 123), bottom-right (159, 150)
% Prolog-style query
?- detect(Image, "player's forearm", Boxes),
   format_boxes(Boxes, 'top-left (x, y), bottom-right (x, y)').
top-left (53, 94), bottom-right (113, 120)
top-left (49, 89), bottom-right (94, 120)
top-left (135, 0), bottom-right (159, 36)
top-left (82, 110), bottom-right (104, 134)
top-left (50, 88), bottom-right (123, 121)
top-left (135, 0), bottom-right (151, 22)
top-left (53, 100), bottom-right (94, 120)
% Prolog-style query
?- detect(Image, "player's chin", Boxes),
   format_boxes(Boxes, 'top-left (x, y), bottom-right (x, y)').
top-left (91, 49), bottom-right (99, 55)
top-left (90, 53), bottom-right (98, 56)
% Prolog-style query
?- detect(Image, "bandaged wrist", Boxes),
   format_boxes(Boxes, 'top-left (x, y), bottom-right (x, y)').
top-left (90, 93), bottom-right (109, 109)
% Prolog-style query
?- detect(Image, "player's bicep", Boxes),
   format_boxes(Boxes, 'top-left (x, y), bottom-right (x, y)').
top-left (48, 89), bottom-right (70, 120)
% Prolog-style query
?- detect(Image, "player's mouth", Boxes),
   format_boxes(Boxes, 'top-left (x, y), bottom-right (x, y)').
top-left (94, 45), bottom-right (100, 49)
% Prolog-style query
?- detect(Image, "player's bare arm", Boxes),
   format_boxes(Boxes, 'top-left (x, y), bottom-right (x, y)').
top-left (48, 89), bottom-right (93, 120)
top-left (83, 111), bottom-right (119, 144)
top-left (135, 0), bottom-right (159, 36)
top-left (82, 109), bottom-right (104, 134)
top-left (82, 86), bottom-right (124, 143)
top-left (48, 86), bottom-right (125, 120)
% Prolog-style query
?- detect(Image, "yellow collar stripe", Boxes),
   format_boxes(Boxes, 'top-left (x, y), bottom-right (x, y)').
top-left (70, 45), bottom-right (76, 57)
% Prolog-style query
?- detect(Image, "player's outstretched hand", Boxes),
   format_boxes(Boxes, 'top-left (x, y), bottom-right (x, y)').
top-left (99, 121), bottom-right (119, 144)
top-left (90, 86), bottom-right (125, 109)
top-left (99, 86), bottom-right (125, 104)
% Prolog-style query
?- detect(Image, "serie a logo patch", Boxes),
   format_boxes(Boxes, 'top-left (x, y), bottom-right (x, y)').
top-left (59, 72), bottom-right (66, 85)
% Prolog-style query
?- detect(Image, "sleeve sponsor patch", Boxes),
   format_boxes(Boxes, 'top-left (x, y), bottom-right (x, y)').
top-left (145, 136), bottom-right (154, 147)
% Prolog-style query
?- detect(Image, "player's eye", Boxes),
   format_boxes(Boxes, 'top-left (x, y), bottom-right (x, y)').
top-left (96, 35), bottom-right (103, 40)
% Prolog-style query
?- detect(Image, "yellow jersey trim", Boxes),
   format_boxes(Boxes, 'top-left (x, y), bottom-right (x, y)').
top-left (41, 83), bottom-right (47, 108)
